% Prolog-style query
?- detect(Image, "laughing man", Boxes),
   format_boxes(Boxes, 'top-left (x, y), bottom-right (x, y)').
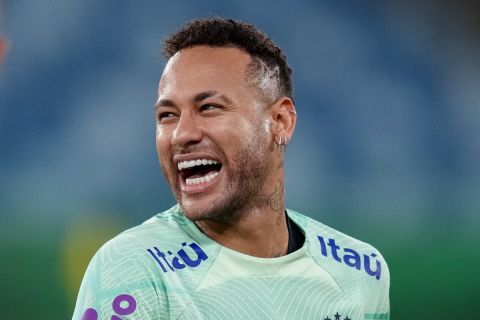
top-left (74, 18), bottom-right (390, 320)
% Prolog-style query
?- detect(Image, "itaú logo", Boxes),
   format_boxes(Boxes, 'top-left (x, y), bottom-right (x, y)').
top-left (317, 235), bottom-right (382, 280)
top-left (146, 242), bottom-right (208, 273)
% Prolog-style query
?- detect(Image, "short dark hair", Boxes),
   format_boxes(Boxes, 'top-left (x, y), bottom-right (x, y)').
top-left (163, 17), bottom-right (293, 101)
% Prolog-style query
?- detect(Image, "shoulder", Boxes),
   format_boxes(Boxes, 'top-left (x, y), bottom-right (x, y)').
top-left (93, 204), bottom-right (220, 283)
top-left (88, 205), bottom-right (206, 278)
top-left (87, 206), bottom-right (188, 272)
top-left (73, 206), bottom-right (192, 319)
top-left (288, 209), bottom-right (390, 300)
top-left (115, 205), bottom-right (191, 245)
top-left (75, 205), bottom-right (220, 319)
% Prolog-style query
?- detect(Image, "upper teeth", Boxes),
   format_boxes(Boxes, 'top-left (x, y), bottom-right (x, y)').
top-left (178, 159), bottom-right (219, 171)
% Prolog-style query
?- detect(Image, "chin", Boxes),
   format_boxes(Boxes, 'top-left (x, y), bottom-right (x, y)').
top-left (178, 197), bottom-right (205, 218)
top-left (179, 196), bottom-right (229, 222)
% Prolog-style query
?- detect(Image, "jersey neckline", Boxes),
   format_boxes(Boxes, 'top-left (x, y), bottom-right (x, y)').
top-left (170, 204), bottom-right (312, 264)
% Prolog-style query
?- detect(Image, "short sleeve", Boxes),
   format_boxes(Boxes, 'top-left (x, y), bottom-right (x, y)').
top-left (72, 238), bottom-right (167, 319)
top-left (365, 251), bottom-right (390, 319)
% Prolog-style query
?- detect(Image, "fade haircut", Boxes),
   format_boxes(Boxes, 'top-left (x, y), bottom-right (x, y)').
top-left (163, 17), bottom-right (293, 102)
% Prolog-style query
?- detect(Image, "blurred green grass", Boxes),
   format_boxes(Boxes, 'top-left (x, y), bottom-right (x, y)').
top-left (1, 240), bottom-right (68, 319)
top-left (387, 234), bottom-right (479, 318)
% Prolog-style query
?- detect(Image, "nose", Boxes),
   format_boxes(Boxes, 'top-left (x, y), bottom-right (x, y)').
top-left (171, 112), bottom-right (203, 147)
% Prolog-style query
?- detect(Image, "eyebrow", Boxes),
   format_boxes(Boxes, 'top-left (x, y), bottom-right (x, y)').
top-left (155, 98), bottom-right (175, 109)
top-left (155, 90), bottom-right (233, 111)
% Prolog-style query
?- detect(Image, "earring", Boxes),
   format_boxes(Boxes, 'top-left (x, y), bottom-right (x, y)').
top-left (276, 137), bottom-right (288, 153)
top-left (275, 137), bottom-right (282, 146)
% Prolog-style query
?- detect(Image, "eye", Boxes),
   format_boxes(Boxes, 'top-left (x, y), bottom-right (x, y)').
top-left (200, 104), bottom-right (220, 112)
top-left (157, 111), bottom-right (178, 123)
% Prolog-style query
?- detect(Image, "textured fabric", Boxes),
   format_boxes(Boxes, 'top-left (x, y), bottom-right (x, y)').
top-left (73, 205), bottom-right (390, 320)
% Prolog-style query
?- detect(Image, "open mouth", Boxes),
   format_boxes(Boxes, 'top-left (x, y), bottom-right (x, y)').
top-left (177, 158), bottom-right (223, 187)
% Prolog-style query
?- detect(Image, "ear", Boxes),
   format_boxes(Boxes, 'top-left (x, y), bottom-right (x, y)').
top-left (270, 97), bottom-right (296, 144)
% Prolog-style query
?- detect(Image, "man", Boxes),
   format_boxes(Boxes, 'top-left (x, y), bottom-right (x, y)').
top-left (73, 18), bottom-right (390, 320)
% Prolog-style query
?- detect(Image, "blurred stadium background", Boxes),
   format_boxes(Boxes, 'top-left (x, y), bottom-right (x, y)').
top-left (1, 0), bottom-right (479, 318)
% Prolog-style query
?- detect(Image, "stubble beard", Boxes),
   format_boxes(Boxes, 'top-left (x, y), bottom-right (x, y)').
top-left (160, 124), bottom-right (271, 222)
top-left (193, 137), bottom-right (270, 222)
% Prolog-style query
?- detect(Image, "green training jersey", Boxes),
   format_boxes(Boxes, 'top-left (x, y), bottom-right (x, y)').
top-left (73, 205), bottom-right (390, 320)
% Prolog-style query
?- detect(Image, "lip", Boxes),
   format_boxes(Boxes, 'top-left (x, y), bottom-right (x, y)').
top-left (173, 153), bottom-right (221, 166)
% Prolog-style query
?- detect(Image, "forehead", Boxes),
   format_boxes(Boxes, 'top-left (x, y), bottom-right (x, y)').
top-left (158, 46), bottom-right (252, 98)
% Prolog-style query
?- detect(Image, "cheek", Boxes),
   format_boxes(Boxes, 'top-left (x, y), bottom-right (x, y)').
top-left (236, 117), bottom-right (268, 142)
top-left (220, 119), bottom-right (262, 150)
top-left (155, 128), bottom-right (172, 161)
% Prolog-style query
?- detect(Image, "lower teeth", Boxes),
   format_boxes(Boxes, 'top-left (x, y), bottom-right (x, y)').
top-left (186, 171), bottom-right (219, 186)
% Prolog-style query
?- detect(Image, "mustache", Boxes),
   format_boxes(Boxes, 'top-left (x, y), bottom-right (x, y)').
top-left (172, 144), bottom-right (223, 157)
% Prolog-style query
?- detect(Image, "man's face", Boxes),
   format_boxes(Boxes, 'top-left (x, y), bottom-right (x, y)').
top-left (155, 46), bottom-right (275, 221)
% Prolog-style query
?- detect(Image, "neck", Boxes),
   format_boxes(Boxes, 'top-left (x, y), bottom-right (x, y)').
top-left (195, 179), bottom-right (289, 258)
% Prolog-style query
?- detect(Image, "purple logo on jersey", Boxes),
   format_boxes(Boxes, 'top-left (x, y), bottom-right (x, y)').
top-left (81, 293), bottom-right (137, 320)
top-left (147, 241), bottom-right (208, 273)
top-left (81, 308), bottom-right (98, 320)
